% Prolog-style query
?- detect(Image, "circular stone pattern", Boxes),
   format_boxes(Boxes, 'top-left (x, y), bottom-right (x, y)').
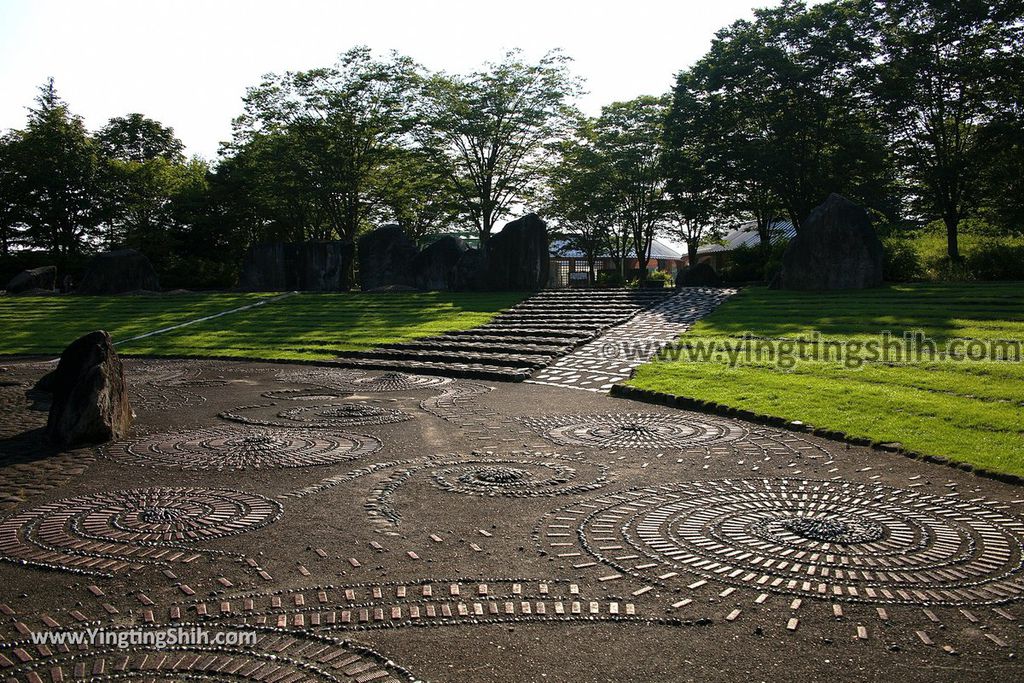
top-left (432, 458), bottom-right (605, 497)
top-left (220, 401), bottom-right (412, 428)
top-left (367, 454), bottom-right (608, 528)
top-left (541, 479), bottom-right (1024, 605)
top-left (521, 413), bottom-right (746, 448)
top-left (0, 487), bottom-right (282, 575)
top-left (106, 426), bottom-right (381, 470)
top-left (349, 371), bottom-right (453, 392)
top-left (0, 626), bottom-right (416, 682)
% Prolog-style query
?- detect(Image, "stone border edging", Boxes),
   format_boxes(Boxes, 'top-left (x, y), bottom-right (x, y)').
top-left (609, 383), bottom-right (1024, 487)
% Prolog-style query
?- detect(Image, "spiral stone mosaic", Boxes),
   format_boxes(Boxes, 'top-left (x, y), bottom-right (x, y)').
top-left (538, 478), bottom-right (1024, 605)
top-left (0, 487), bottom-right (282, 575)
top-left (219, 401), bottom-right (413, 428)
top-left (368, 454), bottom-right (608, 528)
top-left (104, 425), bottom-right (381, 470)
top-left (519, 412), bottom-right (747, 448)
top-left (0, 625), bottom-right (416, 682)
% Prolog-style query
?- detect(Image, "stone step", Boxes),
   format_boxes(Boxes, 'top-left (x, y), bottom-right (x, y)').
top-left (445, 327), bottom-right (590, 340)
top-left (433, 334), bottom-right (576, 348)
top-left (338, 348), bottom-right (550, 369)
top-left (331, 358), bottom-right (531, 382)
top-left (379, 340), bottom-right (571, 356)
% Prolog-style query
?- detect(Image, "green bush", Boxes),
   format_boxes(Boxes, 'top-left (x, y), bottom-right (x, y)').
top-left (596, 270), bottom-right (625, 288)
top-left (881, 229), bottom-right (1024, 282)
top-left (881, 236), bottom-right (924, 282)
top-left (647, 269), bottom-right (673, 283)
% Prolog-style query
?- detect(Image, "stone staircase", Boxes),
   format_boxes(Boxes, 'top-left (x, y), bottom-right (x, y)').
top-left (333, 288), bottom-right (673, 381)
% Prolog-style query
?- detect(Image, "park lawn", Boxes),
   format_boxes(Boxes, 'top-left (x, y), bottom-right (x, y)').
top-left (0, 292), bottom-right (272, 355)
top-left (119, 291), bottom-right (526, 360)
top-left (626, 283), bottom-right (1024, 477)
top-left (0, 291), bottom-right (525, 360)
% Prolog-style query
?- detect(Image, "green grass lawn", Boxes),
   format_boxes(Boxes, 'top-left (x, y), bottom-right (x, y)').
top-left (627, 282), bottom-right (1024, 477)
top-left (0, 291), bottom-right (525, 360)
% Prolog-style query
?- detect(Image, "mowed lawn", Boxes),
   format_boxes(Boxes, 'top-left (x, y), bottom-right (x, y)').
top-left (627, 283), bottom-right (1024, 477)
top-left (0, 291), bottom-right (525, 360)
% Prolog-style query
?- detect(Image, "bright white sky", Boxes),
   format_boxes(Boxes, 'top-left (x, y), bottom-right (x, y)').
top-left (0, 0), bottom-right (786, 161)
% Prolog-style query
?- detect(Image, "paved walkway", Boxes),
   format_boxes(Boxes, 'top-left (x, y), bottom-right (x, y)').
top-left (527, 287), bottom-right (738, 392)
top-left (0, 359), bottom-right (1021, 681)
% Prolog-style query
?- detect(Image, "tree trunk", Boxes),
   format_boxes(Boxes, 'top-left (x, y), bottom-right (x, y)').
top-left (687, 240), bottom-right (698, 267)
top-left (944, 213), bottom-right (961, 261)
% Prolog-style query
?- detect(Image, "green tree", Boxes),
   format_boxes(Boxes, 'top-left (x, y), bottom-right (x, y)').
top-left (414, 50), bottom-right (583, 243)
top-left (545, 120), bottom-right (621, 284)
top-left (230, 47), bottom-right (418, 243)
top-left (687, 1), bottom-right (891, 232)
top-left (0, 132), bottom-right (28, 257)
top-left (593, 96), bottom-right (669, 282)
top-left (372, 148), bottom-right (458, 245)
top-left (17, 79), bottom-right (103, 257)
top-left (872, 0), bottom-right (1024, 259)
top-left (96, 113), bottom-right (185, 163)
top-left (662, 75), bottom-right (723, 265)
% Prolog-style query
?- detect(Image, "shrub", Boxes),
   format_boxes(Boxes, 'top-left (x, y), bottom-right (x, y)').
top-left (596, 270), bottom-right (625, 288)
top-left (881, 236), bottom-right (924, 282)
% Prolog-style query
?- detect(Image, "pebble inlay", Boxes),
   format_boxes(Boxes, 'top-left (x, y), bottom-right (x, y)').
top-left (0, 487), bottom-right (282, 576)
top-left (538, 478), bottom-right (1024, 605)
top-left (520, 412), bottom-right (747, 448)
top-left (104, 425), bottom-right (381, 470)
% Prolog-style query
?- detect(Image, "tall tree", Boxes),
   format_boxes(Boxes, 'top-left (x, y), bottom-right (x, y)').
top-left (593, 96), bottom-right (669, 282)
top-left (230, 47), bottom-right (417, 243)
top-left (372, 148), bottom-right (458, 245)
top-left (0, 132), bottom-right (28, 257)
top-left (96, 113), bottom-right (185, 163)
top-left (872, 0), bottom-right (1023, 259)
top-left (689, 1), bottom-right (890, 232)
top-left (662, 74), bottom-right (723, 265)
top-left (17, 79), bottom-right (103, 256)
top-left (545, 120), bottom-right (620, 284)
top-left (414, 50), bottom-right (582, 243)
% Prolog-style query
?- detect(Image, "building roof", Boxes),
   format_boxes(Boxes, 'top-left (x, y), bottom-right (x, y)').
top-left (696, 219), bottom-right (796, 255)
top-left (550, 238), bottom-right (683, 260)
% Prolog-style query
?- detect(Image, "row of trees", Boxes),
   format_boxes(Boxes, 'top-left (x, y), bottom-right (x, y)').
top-left (1, 0), bottom-right (1021, 288)
top-left (549, 0), bottom-right (1023, 283)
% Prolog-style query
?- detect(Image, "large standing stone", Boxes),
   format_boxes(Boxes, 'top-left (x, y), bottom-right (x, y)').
top-left (357, 225), bottom-right (418, 291)
top-left (410, 236), bottom-right (468, 291)
top-left (485, 213), bottom-right (549, 291)
top-left (452, 248), bottom-right (487, 291)
top-left (239, 241), bottom-right (353, 291)
top-left (46, 331), bottom-right (132, 447)
top-left (78, 249), bottom-right (160, 294)
top-left (6, 266), bottom-right (57, 294)
top-left (777, 194), bottom-right (884, 290)
top-left (675, 262), bottom-right (720, 288)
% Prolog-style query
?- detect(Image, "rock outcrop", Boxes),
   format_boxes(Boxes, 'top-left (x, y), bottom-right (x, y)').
top-left (239, 241), bottom-right (353, 291)
top-left (776, 194), bottom-right (884, 290)
top-left (46, 331), bottom-right (132, 446)
top-left (485, 214), bottom-right (549, 291)
top-left (78, 249), bottom-right (160, 294)
top-left (6, 266), bottom-right (57, 294)
top-left (357, 225), bottom-right (418, 291)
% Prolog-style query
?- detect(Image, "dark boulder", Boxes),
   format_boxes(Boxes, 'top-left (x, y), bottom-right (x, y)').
top-left (485, 213), bottom-right (549, 291)
top-left (357, 225), bottom-right (418, 291)
top-left (675, 262), bottom-right (720, 287)
top-left (46, 331), bottom-right (132, 447)
top-left (239, 241), bottom-right (353, 291)
top-left (452, 248), bottom-right (488, 291)
top-left (777, 194), bottom-right (884, 290)
top-left (6, 266), bottom-right (57, 294)
top-left (78, 249), bottom-right (160, 294)
top-left (411, 236), bottom-right (467, 291)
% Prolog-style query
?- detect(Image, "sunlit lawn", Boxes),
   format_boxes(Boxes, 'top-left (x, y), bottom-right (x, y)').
top-left (627, 283), bottom-right (1024, 477)
top-left (0, 291), bottom-right (525, 360)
